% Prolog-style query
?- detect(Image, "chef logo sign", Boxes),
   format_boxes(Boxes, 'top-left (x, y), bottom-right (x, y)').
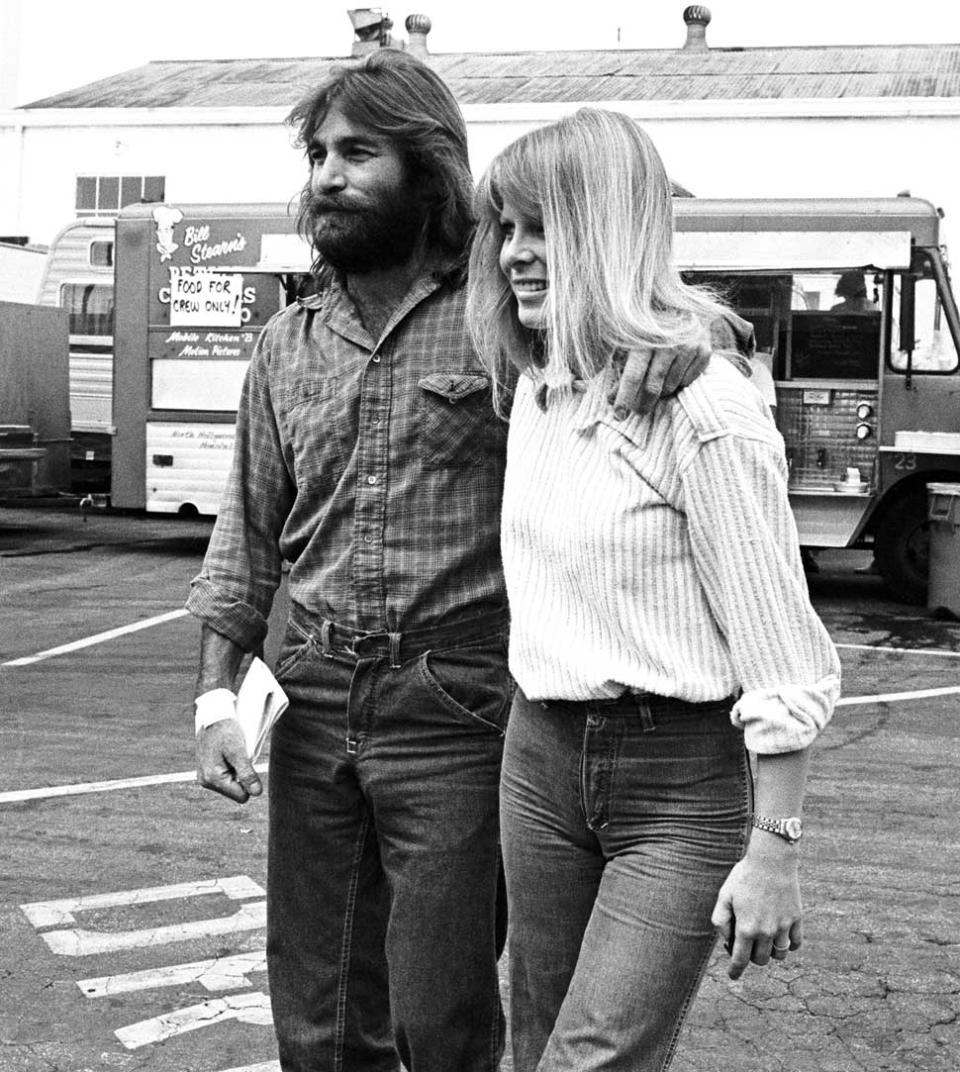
top-left (170, 267), bottom-right (245, 328)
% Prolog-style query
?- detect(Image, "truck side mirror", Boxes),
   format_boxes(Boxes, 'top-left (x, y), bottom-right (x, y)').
top-left (899, 274), bottom-right (915, 354)
top-left (899, 273), bottom-right (916, 389)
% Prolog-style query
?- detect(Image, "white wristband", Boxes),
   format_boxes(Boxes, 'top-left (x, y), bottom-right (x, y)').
top-left (194, 688), bottom-right (238, 734)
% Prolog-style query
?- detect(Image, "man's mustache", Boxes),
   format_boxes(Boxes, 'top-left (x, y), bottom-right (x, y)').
top-left (308, 194), bottom-right (365, 215)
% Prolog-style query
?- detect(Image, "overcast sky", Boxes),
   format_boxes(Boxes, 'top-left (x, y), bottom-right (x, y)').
top-left (8, 0), bottom-right (960, 105)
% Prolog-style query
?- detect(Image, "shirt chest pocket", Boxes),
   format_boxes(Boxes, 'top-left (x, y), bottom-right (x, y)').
top-left (277, 378), bottom-right (357, 490)
top-left (418, 372), bottom-right (495, 470)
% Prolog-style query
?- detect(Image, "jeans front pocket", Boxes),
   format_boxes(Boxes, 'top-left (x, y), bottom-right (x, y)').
top-left (273, 619), bottom-right (318, 683)
top-left (417, 633), bottom-right (513, 734)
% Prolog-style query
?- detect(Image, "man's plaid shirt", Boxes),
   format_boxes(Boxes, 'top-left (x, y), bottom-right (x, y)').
top-left (187, 261), bottom-right (509, 649)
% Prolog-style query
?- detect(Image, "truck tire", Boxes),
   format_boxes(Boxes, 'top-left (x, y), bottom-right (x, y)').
top-left (873, 490), bottom-right (929, 605)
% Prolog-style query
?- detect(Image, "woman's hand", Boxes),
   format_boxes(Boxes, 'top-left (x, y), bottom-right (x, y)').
top-left (711, 836), bottom-right (803, 980)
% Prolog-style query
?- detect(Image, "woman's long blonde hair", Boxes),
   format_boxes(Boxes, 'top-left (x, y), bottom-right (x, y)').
top-left (466, 108), bottom-right (729, 410)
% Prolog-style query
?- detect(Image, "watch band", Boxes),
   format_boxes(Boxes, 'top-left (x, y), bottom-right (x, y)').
top-left (752, 814), bottom-right (803, 843)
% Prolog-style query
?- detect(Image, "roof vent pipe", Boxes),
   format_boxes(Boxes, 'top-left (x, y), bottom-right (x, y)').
top-left (405, 14), bottom-right (431, 58)
top-left (682, 5), bottom-right (711, 51)
top-left (348, 8), bottom-right (394, 55)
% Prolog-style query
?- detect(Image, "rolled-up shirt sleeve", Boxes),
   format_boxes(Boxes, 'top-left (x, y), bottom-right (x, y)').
top-left (186, 320), bottom-right (294, 651)
top-left (680, 414), bottom-right (841, 754)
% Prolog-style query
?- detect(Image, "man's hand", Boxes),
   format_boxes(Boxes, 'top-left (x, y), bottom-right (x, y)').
top-left (196, 718), bottom-right (263, 803)
top-left (608, 340), bottom-right (712, 418)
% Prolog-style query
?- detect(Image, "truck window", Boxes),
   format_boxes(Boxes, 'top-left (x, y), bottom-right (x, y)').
top-left (685, 270), bottom-right (883, 380)
top-left (89, 240), bottom-right (114, 268)
top-left (59, 283), bottom-right (115, 337)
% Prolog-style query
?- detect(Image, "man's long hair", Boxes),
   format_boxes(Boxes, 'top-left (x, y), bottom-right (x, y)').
top-left (466, 108), bottom-right (731, 410)
top-left (288, 49), bottom-right (474, 277)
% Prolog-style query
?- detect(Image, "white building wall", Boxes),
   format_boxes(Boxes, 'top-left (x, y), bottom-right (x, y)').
top-left (0, 244), bottom-right (45, 302)
top-left (8, 109), bottom-right (305, 245)
top-left (0, 117), bottom-right (25, 235)
top-left (463, 101), bottom-right (960, 249)
top-left (5, 99), bottom-right (960, 250)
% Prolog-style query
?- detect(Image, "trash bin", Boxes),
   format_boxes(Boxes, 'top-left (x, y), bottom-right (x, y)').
top-left (926, 482), bottom-right (960, 617)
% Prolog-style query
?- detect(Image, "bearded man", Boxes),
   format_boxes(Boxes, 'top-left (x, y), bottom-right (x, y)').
top-left (187, 49), bottom-right (709, 1072)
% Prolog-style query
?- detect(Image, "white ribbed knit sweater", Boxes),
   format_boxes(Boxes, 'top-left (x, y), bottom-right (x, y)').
top-left (501, 357), bottom-right (840, 755)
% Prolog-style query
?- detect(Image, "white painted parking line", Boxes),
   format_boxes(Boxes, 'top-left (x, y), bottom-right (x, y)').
top-left (0, 763), bottom-right (268, 805)
top-left (22, 876), bottom-right (263, 929)
top-left (836, 642), bottom-right (960, 658)
top-left (79, 949), bottom-right (267, 998)
top-left (40, 899), bottom-right (267, 956)
top-left (22, 876), bottom-right (277, 1060)
top-left (116, 991), bottom-right (273, 1049)
top-left (836, 684), bottom-right (960, 706)
top-left (1, 608), bottom-right (190, 666)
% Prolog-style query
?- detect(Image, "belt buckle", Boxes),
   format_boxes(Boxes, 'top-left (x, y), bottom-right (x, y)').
top-left (343, 631), bottom-right (367, 657)
top-left (347, 630), bottom-right (386, 657)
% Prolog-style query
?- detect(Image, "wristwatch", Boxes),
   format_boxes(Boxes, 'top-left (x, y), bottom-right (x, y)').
top-left (752, 815), bottom-right (803, 844)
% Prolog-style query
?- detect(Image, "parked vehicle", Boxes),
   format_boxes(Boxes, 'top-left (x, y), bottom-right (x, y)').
top-left (35, 218), bottom-right (116, 492)
top-left (111, 202), bottom-right (311, 515)
top-left (676, 196), bottom-right (960, 602)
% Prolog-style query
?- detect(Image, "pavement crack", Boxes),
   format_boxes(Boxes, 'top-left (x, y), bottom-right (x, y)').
top-left (819, 703), bottom-right (891, 751)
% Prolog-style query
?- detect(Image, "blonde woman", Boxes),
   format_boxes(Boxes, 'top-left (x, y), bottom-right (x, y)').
top-left (466, 108), bottom-right (841, 1072)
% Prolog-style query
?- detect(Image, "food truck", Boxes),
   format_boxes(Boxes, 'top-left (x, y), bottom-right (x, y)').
top-left (111, 196), bottom-right (960, 604)
top-left (675, 196), bottom-right (960, 603)
top-left (110, 203), bottom-right (311, 515)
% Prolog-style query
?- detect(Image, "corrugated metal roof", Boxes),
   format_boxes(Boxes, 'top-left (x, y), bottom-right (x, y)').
top-left (20, 42), bottom-right (960, 110)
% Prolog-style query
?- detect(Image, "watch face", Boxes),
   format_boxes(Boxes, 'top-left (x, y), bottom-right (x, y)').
top-left (784, 817), bottom-right (803, 841)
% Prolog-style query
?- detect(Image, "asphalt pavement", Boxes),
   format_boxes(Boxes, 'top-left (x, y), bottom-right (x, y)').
top-left (1, 502), bottom-right (958, 1072)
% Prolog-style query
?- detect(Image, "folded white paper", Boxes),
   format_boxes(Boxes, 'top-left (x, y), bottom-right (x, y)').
top-left (236, 657), bottom-right (289, 762)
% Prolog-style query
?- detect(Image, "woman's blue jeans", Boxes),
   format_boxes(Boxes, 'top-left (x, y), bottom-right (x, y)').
top-left (500, 690), bottom-right (752, 1072)
top-left (267, 608), bottom-right (511, 1072)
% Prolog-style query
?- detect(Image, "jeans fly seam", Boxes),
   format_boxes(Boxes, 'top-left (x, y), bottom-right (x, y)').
top-left (345, 657), bottom-right (378, 753)
top-left (333, 807), bottom-right (372, 1072)
top-left (581, 715), bottom-right (611, 832)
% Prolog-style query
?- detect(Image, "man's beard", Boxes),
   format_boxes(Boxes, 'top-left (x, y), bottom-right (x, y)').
top-left (307, 183), bottom-right (429, 274)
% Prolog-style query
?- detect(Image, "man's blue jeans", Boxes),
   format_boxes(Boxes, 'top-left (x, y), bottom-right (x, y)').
top-left (501, 690), bottom-right (752, 1072)
top-left (267, 607), bottom-right (511, 1072)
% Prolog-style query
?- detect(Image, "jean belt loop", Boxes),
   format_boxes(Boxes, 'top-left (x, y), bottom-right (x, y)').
top-left (388, 631), bottom-right (402, 670)
top-left (320, 620), bottom-right (333, 656)
top-left (635, 694), bottom-right (656, 733)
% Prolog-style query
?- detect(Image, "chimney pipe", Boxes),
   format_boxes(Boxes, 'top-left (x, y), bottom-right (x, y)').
top-left (405, 14), bottom-right (431, 58)
top-left (348, 8), bottom-right (394, 56)
top-left (682, 5), bottom-right (711, 51)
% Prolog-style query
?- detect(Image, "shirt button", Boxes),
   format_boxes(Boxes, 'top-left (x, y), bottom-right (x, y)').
top-left (371, 355), bottom-right (381, 364)
top-left (367, 475), bottom-right (377, 485)
top-left (363, 535), bottom-right (374, 543)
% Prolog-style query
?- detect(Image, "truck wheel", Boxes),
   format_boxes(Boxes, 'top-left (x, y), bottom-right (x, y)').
top-left (873, 490), bottom-right (929, 604)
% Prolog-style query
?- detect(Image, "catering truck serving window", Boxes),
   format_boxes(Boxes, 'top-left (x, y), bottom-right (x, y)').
top-left (675, 196), bottom-right (960, 603)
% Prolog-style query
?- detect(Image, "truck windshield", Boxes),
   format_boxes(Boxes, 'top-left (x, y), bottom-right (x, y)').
top-left (686, 267), bottom-right (959, 378)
